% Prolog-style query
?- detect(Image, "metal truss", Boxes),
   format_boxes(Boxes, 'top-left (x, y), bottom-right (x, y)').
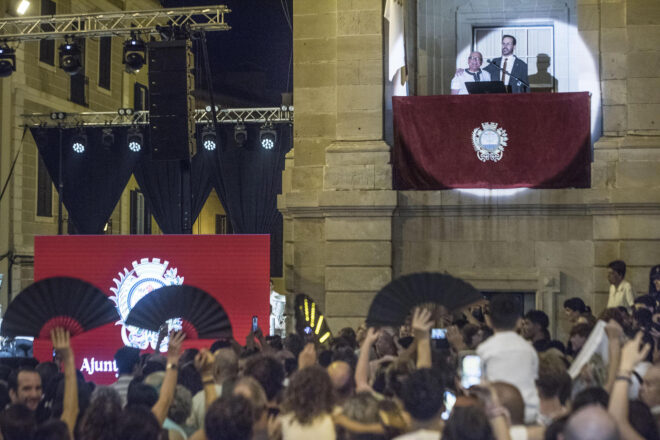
top-left (21, 108), bottom-right (294, 128)
top-left (0, 6), bottom-right (230, 41)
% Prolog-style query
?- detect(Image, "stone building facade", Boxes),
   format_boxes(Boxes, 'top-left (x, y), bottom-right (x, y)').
top-left (280, 0), bottom-right (660, 340)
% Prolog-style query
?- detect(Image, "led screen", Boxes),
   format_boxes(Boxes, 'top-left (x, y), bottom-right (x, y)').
top-left (32, 234), bottom-right (270, 384)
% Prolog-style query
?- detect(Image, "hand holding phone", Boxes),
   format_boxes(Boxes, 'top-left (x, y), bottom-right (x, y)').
top-left (252, 316), bottom-right (258, 332)
top-left (459, 353), bottom-right (482, 389)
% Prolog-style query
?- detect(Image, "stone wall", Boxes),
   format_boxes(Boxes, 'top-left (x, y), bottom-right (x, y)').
top-left (282, 0), bottom-right (660, 339)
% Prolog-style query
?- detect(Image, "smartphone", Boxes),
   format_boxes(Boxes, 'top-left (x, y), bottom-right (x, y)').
top-left (303, 325), bottom-right (312, 335)
top-left (431, 328), bottom-right (447, 339)
top-left (441, 391), bottom-right (456, 420)
top-left (459, 353), bottom-right (482, 389)
top-left (252, 316), bottom-right (258, 332)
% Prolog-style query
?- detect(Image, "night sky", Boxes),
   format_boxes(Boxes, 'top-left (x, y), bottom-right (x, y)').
top-left (162, 0), bottom-right (293, 106)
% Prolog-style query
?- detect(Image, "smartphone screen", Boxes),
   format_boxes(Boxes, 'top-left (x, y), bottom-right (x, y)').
top-left (441, 391), bottom-right (456, 420)
top-left (252, 316), bottom-right (258, 332)
top-left (460, 354), bottom-right (482, 389)
top-left (431, 328), bottom-right (447, 339)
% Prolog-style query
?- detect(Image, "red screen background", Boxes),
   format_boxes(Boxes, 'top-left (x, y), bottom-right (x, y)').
top-left (32, 234), bottom-right (270, 384)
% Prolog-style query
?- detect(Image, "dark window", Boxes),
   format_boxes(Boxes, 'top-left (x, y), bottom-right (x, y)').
top-left (134, 82), bottom-right (148, 111)
top-left (98, 37), bottom-right (111, 90)
top-left (36, 154), bottom-right (52, 217)
top-left (130, 190), bottom-right (151, 234)
top-left (38, 0), bottom-right (56, 65)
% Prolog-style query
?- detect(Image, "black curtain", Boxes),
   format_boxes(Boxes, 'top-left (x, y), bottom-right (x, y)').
top-left (205, 123), bottom-right (291, 275)
top-left (31, 127), bottom-right (143, 234)
top-left (133, 151), bottom-right (213, 234)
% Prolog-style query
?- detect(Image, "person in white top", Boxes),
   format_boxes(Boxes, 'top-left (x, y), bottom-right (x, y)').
top-left (477, 295), bottom-right (540, 423)
top-left (606, 260), bottom-right (636, 309)
top-left (450, 51), bottom-right (491, 95)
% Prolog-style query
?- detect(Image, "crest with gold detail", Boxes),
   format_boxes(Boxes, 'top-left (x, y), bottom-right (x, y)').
top-left (471, 122), bottom-right (508, 162)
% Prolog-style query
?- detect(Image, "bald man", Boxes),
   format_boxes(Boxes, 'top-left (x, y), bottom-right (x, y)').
top-left (327, 361), bottom-right (355, 404)
top-left (451, 51), bottom-right (491, 95)
top-left (562, 405), bottom-right (620, 440)
top-left (640, 364), bottom-right (660, 426)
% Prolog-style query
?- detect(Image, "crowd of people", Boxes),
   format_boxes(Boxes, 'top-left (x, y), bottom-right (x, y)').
top-left (0, 260), bottom-right (659, 440)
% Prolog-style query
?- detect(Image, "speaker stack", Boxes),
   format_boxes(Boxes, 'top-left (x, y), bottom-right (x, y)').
top-left (147, 40), bottom-right (196, 160)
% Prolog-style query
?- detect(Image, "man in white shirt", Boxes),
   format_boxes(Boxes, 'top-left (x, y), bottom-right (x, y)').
top-left (606, 260), bottom-right (635, 308)
top-left (477, 295), bottom-right (540, 423)
top-left (484, 34), bottom-right (529, 93)
top-left (451, 51), bottom-right (491, 95)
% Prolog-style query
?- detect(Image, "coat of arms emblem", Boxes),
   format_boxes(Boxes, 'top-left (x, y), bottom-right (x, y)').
top-left (471, 122), bottom-right (508, 162)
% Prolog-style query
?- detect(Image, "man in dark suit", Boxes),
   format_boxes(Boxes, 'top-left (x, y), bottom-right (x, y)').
top-left (484, 34), bottom-right (529, 93)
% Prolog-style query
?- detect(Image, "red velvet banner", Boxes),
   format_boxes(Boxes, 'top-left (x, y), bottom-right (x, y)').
top-left (393, 92), bottom-right (591, 189)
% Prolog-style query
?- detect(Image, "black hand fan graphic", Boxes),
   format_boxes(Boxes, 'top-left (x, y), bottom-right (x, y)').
top-left (124, 285), bottom-right (232, 339)
top-left (1, 277), bottom-right (118, 338)
top-left (366, 272), bottom-right (486, 327)
top-left (294, 294), bottom-right (332, 343)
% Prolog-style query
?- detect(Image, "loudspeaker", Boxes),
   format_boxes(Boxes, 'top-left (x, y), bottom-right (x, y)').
top-left (148, 40), bottom-right (196, 161)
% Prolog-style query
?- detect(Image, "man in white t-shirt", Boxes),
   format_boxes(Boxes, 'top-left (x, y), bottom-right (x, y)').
top-left (477, 295), bottom-right (540, 423)
top-left (451, 51), bottom-right (491, 95)
top-left (606, 260), bottom-right (635, 308)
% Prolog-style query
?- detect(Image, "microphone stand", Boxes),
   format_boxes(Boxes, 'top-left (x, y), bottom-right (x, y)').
top-left (486, 59), bottom-right (529, 91)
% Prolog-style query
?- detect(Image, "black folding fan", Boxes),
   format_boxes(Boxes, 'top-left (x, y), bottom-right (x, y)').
top-left (294, 294), bottom-right (332, 343)
top-left (366, 272), bottom-right (485, 327)
top-left (1, 277), bottom-right (118, 338)
top-left (124, 285), bottom-right (232, 339)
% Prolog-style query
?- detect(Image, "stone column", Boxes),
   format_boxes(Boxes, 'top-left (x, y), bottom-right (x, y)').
top-left (280, 0), bottom-right (396, 332)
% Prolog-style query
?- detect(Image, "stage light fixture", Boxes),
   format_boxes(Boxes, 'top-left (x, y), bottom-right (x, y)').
top-left (71, 131), bottom-right (87, 154)
top-left (0, 44), bottom-right (16, 78)
top-left (234, 122), bottom-right (247, 146)
top-left (123, 34), bottom-right (146, 73)
top-left (201, 125), bottom-right (217, 151)
top-left (118, 108), bottom-right (134, 116)
top-left (59, 41), bottom-right (82, 75)
top-left (16, 0), bottom-right (30, 15)
top-left (205, 105), bottom-right (219, 112)
top-left (259, 122), bottom-right (277, 150)
top-left (50, 112), bottom-right (66, 120)
top-left (127, 127), bottom-right (143, 153)
top-left (101, 128), bottom-right (115, 147)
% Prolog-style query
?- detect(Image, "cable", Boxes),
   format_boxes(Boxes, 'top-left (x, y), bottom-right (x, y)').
top-left (0, 126), bottom-right (28, 204)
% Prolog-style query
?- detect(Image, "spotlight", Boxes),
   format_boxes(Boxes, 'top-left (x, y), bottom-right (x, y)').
top-left (50, 112), bottom-right (66, 120)
top-left (0, 44), bottom-right (16, 78)
top-left (201, 125), bottom-right (217, 151)
top-left (71, 131), bottom-right (87, 154)
top-left (259, 123), bottom-right (277, 150)
top-left (59, 41), bottom-right (82, 75)
top-left (234, 122), bottom-right (247, 146)
top-left (101, 128), bottom-right (114, 147)
top-left (123, 35), bottom-right (146, 73)
top-left (205, 105), bottom-right (220, 112)
top-left (127, 127), bottom-right (143, 153)
top-left (118, 108), bottom-right (134, 116)
top-left (16, 0), bottom-right (30, 15)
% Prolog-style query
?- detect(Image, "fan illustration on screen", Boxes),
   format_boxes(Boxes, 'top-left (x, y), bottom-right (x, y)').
top-left (294, 294), bottom-right (331, 343)
top-left (366, 272), bottom-right (486, 327)
top-left (110, 258), bottom-right (184, 350)
top-left (1, 276), bottom-right (118, 338)
top-left (125, 285), bottom-right (233, 340)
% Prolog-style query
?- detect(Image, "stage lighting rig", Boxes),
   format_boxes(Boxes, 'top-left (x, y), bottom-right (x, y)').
top-left (59, 39), bottom-right (82, 75)
top-left (0, 44), bottom-right (16, 78)
top-left (259, 122), bottom-right (277, 150)
top-left (49, 112), bottom-right (66, 120)
top-left (117, 108), bottom-right (134, 116)
top-left (71, 130), bottom-right (87, 154)
top-left (123, 34), bottom-right (146, 73)
top-left (201, 124), bottom-right (217, 151)
top-left (234, 122), bottom-right (247, 146)
top-left (16, 1), bottom-right (30, 15)
top-left (127, 127), bottom-right (143, 153)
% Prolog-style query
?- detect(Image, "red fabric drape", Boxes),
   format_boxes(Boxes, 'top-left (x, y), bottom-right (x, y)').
top-left (392, 92), bottom-right (591, 189)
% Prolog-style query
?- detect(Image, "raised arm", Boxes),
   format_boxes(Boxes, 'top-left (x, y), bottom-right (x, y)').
top-left (411, 308), bottom-right (433, 369)
top-left (194, 348), bottom-right (218, 411)
top-left (355, 327), bottom-right (380, 392)
top-left (604, 320), bottom-right (624, 392)
top-left (52, 328), bottom-right (78, 438)
top-left (152, 331), bottom-right (185, 425)
top-left (608, 332), bottom-right (650, 440)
